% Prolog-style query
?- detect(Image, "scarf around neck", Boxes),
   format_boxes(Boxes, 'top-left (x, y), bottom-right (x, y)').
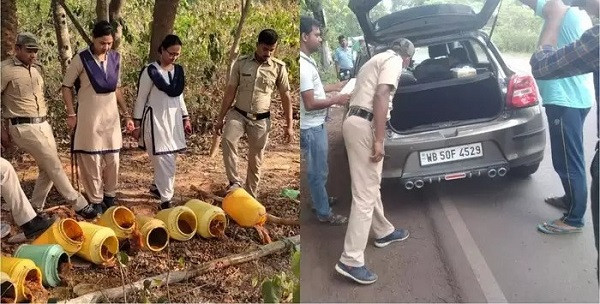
top-left (79, 48), bottom-right (120, 94)
top-left (146, 62), bottom-right (185, 97)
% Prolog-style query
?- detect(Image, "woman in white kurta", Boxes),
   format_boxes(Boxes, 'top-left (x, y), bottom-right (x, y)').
top-left (133, 34), bottom-right (191, 210)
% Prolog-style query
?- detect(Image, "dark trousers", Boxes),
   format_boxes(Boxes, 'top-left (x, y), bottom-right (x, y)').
top-left (545, 105), bottom-right (590, 227)
top-left (591, 143), bottom-right (598, 280)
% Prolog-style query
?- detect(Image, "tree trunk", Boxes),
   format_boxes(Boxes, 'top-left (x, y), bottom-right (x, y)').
top-left (209, 0), bottom-right (252, 159)
top-left (1, 0), bottom-right (18, 60)
top-left (52, 0), bottom-right (72, 74)
top-left (226, 0), bottom-right (252, 83)
top-left (148, 0), bottom-right (180, 62)
top-left (96, 0), bottom-right (109, 22)
top-left (306, 0), bottom-right (331, 67)
top-left (108, 0), bottom-right (123, 50)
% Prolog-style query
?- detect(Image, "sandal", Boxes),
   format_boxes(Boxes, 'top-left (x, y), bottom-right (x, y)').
top-left (544, 196), bottom-right (570, 211)
top-left (537, 219), bottom-right (582, 234)
top-left (318, 213), bottom-right (348, 225)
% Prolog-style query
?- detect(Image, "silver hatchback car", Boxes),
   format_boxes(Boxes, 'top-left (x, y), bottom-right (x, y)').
top-left (349, 0), bottom-right (546, 189)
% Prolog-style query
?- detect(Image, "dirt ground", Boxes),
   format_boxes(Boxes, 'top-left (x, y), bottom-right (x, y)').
top-left (0, 110), bottom-right (300, 302)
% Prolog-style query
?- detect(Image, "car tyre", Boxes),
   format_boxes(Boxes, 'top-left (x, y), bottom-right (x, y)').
top-left (509, 163), bottom-right (540, 178)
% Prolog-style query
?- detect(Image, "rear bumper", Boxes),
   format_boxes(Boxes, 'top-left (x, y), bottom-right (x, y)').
top-left (382, 106), bottom-right (546, 181)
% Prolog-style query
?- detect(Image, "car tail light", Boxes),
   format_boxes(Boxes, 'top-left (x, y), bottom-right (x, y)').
top-left (506, 74), bottom-right (539, 108)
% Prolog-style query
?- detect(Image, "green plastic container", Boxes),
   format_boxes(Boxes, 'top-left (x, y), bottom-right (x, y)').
top-left (14, 244), bottom-right (69, 287)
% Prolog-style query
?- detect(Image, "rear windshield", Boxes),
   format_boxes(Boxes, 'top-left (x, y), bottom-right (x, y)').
top-left (410, 39), bottom-right (491, 68)
top-left (369, 0), bottom-right (486, 24)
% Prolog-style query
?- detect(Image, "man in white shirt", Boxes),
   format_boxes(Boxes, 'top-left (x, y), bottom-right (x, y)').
top-left (300, 16), bottom-right (350, 225)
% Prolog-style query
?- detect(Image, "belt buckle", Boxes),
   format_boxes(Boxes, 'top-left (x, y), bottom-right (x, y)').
top-left (246, 112), bottom-right (257, 120)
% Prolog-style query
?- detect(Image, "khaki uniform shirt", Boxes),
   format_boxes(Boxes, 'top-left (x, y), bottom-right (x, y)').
top-left (349, 50), bottom-right (403, 120)
top-left (228, 55), bottom-right (290, 114)
top-left (62, 49), bottom-right (122, 153)
top-left (1, 57), bottom-right (47, 118)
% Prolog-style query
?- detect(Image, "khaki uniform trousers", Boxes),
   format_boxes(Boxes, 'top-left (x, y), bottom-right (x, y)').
top-left (9, 121), bottom-right (86, 211)
top-left (221, 109), bottom-right (270, 198)
top-left (340, 115), bottom-right (395, 267)
top-left (76, 153), bottom-right (119, 204)
top-left (0, 158), bottom-right (37, 226)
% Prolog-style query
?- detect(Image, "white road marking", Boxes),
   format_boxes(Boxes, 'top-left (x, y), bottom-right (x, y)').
top-left (439, 195), bottom-right (508, 303)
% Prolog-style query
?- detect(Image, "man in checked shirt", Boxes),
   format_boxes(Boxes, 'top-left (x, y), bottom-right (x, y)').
top-left (529, 0), bottom-right (599, 276)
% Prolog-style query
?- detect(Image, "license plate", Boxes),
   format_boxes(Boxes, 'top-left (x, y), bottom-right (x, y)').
top-left (419, 143), bottom-right (483, 166)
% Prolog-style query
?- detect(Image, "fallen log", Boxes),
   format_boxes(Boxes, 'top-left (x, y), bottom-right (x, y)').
top-left (58, 235), bottom-right (300, 303)
top-left (190, 185), bottom-right (299, 226)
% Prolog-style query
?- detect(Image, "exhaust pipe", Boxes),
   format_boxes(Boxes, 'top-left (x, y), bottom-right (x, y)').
top-left (405, 181), bottom-right (414, 190)
top-left (498, 167), bottom-right (507, 177)
top-left (415, 180), bottom-right (424, 189)
top-left (488, 169), bottom-right (497, 178)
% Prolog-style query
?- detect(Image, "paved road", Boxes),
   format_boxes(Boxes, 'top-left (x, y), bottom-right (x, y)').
top-left (300, 107), bottom-right (461, 302)
top-left (300, 99), bottom-right (599, 302)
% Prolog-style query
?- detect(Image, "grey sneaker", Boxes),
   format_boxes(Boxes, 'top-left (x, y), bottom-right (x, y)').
top-left (317, 213), bottom-right (348, 225)
top-left (335, 262), bottom-right (378, 285)
top-left (374, 229), bottom-right (409, 248)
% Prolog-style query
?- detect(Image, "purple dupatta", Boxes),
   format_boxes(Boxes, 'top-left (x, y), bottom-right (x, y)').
top-left (80, 48), bottom-right (120, 93)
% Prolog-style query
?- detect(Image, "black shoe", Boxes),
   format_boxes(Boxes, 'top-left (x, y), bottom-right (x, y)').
top-left (149, 184), bottom-right (161, 199)
top-left (94, 203), bottom-right (107, 215)
top-left (159, 201), bottom-right (172, 210)
top-left (103, 196), bottom-right (116, 209)
top-left (21, 216), bottom-right (56, 239)
top-left (77, 204), bottom-right (99, 219)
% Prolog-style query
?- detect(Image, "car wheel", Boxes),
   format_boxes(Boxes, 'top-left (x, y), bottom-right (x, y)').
top-left (509, 163), bottom-right (540, 178)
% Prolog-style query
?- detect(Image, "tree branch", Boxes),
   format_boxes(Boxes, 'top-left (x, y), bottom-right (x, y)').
top-left (58, 0), bottom-right (92, 45)
top-left (59, 235), bottom-right (300, 303)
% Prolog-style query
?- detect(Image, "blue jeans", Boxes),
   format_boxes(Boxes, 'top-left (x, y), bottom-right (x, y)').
top-left (545, 105), bottom-right (590, 227)
top-left (300, 124), bottom-right (331, 218)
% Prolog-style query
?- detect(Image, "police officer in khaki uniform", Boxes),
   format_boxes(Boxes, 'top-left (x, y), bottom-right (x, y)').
top-left (0, 157), bottom-right (55, 239)
top-left (1, 33), bottom-right (98, 219)
top-left (215, 29), bottom-right (293, 198)
top-left (335, 38), bottom-right (415, 285)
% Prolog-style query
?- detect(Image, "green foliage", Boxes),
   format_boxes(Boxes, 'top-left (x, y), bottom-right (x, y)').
top-left (259, 249), bottom-right (300, 303)
top-left (15, 0), bottom-right (298, 143)
top-left (492, 0), bottom-right (543, 53)
top-left (116, 251), bottom-right (130, 267)
top-left (301, 0), bottom-right (362, 47)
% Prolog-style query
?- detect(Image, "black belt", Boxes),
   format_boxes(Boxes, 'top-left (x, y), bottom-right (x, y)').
top-left (234, 107), bottom-right (270, 120)
top-left (347, 107), bottom-right (373, 122)
top-left (9, 116), bottom-right (46, 125)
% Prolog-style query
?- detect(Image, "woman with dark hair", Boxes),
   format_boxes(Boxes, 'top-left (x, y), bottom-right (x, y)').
top-left (133, 34), bottom-right (191, 210)
top-left (61, 20), bottom-right (134, 215)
